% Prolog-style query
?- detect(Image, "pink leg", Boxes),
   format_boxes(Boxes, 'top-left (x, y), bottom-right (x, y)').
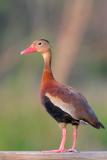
top-left (45, 127), bottom-right (67, 153)
top-left (59, 127), bottom-right (67, 151)
top-left (68, 125), bottom-right (78, 152)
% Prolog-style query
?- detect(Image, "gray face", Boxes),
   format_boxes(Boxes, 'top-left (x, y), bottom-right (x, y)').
top-left (31, 39), bottom-right (50, 53)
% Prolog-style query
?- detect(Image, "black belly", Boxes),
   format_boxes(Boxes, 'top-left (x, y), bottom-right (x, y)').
top-left (42, 96), bottom-right (79, 125)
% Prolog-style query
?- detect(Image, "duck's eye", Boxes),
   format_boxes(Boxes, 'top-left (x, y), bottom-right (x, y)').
top-left (38, 42), bottom-right (42, 45)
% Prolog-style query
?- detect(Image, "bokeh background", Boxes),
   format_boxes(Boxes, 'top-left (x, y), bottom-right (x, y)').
top-left (0, 0), bottom-right (107, 151)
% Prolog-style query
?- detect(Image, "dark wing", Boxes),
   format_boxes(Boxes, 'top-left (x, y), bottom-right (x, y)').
top-left (42, 95), bottom-right (80, 125)
top-left (45, 84), bottom-right (104, 129)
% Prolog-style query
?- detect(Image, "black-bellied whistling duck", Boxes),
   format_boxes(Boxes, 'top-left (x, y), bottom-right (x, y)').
top-left (20, 39), bottom-right (104, 152)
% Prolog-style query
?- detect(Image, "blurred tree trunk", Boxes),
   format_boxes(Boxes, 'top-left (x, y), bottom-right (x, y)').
top-left (54, 0), bottom-right (93, 83)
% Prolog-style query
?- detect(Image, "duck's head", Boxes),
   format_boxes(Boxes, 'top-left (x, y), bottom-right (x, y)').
top-left (20, 39), bottom-right (50, 55)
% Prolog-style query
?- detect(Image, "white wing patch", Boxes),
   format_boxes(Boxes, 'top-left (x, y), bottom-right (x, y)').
top-left (46, 93), bottom-right (78, 120)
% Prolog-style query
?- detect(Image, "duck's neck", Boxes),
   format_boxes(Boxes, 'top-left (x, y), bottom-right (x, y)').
top-left (41, 49), bottom-right (54, 83)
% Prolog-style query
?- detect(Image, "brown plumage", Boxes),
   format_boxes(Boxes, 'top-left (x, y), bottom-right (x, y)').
top-left (20, 39), bottom-right (104, 152)
top-left (41, 80), bottom-right (104, 129)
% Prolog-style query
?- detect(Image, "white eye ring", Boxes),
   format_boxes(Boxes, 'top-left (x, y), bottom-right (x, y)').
top-left (38, 42), bottom-right (42, 46)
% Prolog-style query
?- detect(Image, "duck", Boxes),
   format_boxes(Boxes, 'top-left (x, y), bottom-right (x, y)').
top-left (20, 39), bottom-right (104, 152)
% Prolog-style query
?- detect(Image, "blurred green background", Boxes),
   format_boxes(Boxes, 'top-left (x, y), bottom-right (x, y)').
top-left (0, 0), bottom-right (107, 151)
